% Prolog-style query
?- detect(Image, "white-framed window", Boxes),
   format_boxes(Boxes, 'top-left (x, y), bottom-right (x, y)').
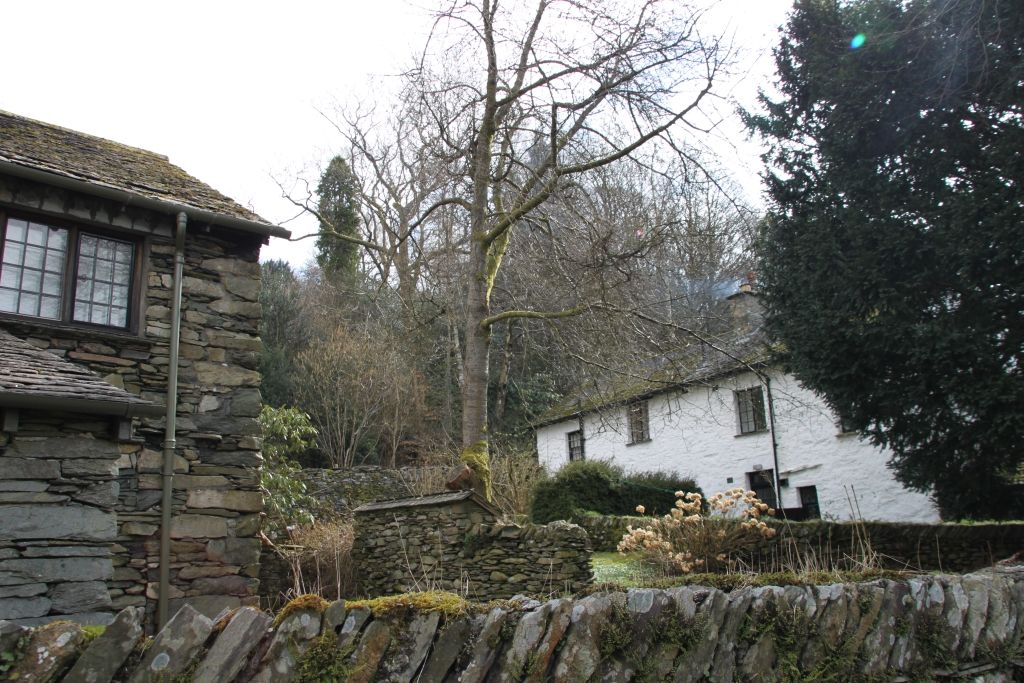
top-left (627, 400), bottom-right (650, 444)
top-left (735, 386), bottom-right (767, 434)
top-left (0, 214), bottom-right (138, 329)
top-left (567, 430), bottom-right (584, 461)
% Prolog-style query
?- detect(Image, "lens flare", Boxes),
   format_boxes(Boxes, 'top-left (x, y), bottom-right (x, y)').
top-left (850, 33), bottom-right (866, 49)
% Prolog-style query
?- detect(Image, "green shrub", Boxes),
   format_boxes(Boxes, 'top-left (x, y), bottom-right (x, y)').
top-left (259, 405), bottom-right (321, 537)
top-left (529, 460), bottom-right (701, 523)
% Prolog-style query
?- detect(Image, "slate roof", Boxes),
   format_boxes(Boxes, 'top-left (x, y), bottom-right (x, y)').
top-left (0, 110), bottom-right (272, 227)
top-left (0, 329), bottom-right (162, 416)
top-left (354, 490), bottom-right (500, 517)
top-left (535, 326), bottom-right (775, 427)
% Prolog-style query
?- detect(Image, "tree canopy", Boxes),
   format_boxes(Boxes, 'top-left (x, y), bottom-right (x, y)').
top-left (747, 0), bottom-right (1024, 518)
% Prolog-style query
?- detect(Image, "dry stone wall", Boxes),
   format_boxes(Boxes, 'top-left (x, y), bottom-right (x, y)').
top-left (575, 514), bottom-right (1024, 572)
top-left (353, 496), bottom-right (592, 600)
top-left (0, 175), bottom-right (265, 625)
top-left (3, 566), bottom-right (1023, 682)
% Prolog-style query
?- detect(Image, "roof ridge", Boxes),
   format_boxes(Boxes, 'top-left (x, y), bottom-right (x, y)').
top-left (0, 109), bottom-right (170, 161)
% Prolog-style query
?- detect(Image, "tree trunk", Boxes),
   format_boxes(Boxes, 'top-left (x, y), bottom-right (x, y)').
top-left (461, 243), bottom-right (491, 448)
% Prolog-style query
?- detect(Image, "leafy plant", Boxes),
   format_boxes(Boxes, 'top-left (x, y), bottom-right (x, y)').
top-left (259, 405), bottom-right (320, 537)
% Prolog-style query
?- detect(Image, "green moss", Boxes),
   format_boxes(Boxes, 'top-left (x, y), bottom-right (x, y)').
top-left (0, 629), bottom-right (29, 677)
top-left (273, 594), bottom-right (330, 628)
top-left (295, 634), bottom-right (357, 683)
top-left (459, 441), bottom-right (493, 502)
top-left (345, 591), bottom-right (472, 620)
top-left (598, 603), bottom-right (633, 659)
top-left (171, 655), bottom-right (202, 683)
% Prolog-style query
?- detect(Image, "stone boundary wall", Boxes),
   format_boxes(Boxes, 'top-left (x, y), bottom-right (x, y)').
top-left (297, 466), bottom-right (448, 516)
top-left (574, 514), bottom-right (1024, 571)
top-left (4, 567), bottom-right (1022, 682)
top-left (0, 175), bottom-right (266, 625)
top-left (353, 500), bottom-right (592, 600)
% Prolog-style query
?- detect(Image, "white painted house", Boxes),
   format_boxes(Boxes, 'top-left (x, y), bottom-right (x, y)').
top-left (534, 293), bottom-right (940, 523)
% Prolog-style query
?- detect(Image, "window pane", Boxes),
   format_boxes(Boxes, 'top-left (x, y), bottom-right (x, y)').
top-left (3, 243), bottom-right (24, 265)
top-left (79, 234), bottom-right (97, 256)
top-left (0, 266), bottom-right (21, 289)
top-left (26, 223), bottom-right (46, 246)
top-left (97, 241), bottom-right (113, 261)
top-left (92, 282), bottom-right (111, 304)
top-left (90, 306), bottom-right (108, 325)
top-left (44, 251), bottom-right (63, 273)
top-left (110, 307), bottom-right (128, 327)
top-left (77, 256), bottom-right (95, 279)
top-left (111, 285), bottom-right (129, 308)
top-left (0, 288), bottom-right (17, 312)
top-left (6, 219), bottom-right (27, 243)
top-left (113, 261), bottom-right (130, 282)
top-left (76, 278), bottom-right (93, 300)
top-left (47, 228), bottom-right (67, 249)
top-left (39, 296), bottom-right (60, 318)
top-left (21, 269), bottom-right (41, 292)
top-left (18, 293), bottom-right (39, 316)
top-left (42, 273), bottom-right (61, 295)
top-left (74, 301), bottom-right (89, 320)
top-left (23, 245), bottom-right (44, 269)
top-left (115, 242), bottom-right (132, 262)
top-left (95, 259), bottom-right (113, 282)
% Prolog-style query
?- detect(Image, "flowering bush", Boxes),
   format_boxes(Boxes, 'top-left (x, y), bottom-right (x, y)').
top-left (618, 488), bottom-right (776, 574)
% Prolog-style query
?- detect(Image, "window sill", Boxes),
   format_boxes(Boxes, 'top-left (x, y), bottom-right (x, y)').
top-left (0, 313), bottom-right (144, 342)
top-left (734, 430), bottom-right (768, 438)
top-left (626, 438), bottom-right (652, 447)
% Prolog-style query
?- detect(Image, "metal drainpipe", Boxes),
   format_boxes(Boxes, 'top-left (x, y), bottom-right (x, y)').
top-left (158, 212), bottom-right (187, 628)
top-left (763, 374), bottom-right (783, 508)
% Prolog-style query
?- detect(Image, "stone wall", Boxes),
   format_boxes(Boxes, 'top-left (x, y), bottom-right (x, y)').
top-left (0, 175), bottom-right (266, 624)
top-left (574, 514), bottom-right (1024, 572)
top-left (353, 497), bottom-right (592, 600)
top-left (0, 414), bottom-right (127, 625)
top-left (4, 566), bottom-right (1022, 682)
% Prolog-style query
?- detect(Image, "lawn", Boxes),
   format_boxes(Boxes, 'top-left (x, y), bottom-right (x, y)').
top-left (590, 552), bottom-right (652, 587)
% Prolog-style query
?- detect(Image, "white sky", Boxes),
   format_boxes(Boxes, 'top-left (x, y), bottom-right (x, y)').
top-left (1, 0), bottom-right (792, 267)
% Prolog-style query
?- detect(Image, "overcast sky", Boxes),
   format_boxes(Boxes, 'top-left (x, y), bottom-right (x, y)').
top-left (1, 0), bottom-right (792, 267)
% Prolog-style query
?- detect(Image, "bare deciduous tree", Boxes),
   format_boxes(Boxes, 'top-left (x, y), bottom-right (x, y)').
top-left (290, 0), bottom-right (733, 492)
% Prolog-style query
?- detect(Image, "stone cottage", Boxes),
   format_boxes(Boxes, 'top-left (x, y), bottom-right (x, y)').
top-left (0, 111), bottom-right (287, 627)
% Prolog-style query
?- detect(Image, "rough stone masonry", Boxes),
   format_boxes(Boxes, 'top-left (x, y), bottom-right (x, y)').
top-left (352, 492), bottom-right (593, 600)
top-left (0, 174), bottom-right (265, 626)
top-left (2, 566), bottom-right (1022, 681)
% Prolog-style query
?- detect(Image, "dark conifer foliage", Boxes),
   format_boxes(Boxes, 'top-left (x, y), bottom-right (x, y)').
top-left (747, 0), bottom-right (1024, 518)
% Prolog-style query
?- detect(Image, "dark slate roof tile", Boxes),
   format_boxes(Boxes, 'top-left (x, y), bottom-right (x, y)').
top-left (0, 110), bottom-right (271, 226)
top-left (0, 328), bottom-right (156, 409)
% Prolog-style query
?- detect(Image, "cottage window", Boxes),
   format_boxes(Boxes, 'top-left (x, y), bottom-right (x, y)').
top-left (627, 400), bottom-right (650, 444)
top-left (837, 411), bottom-right (857, 434)
top-left (567, 430), bottom-right (584, 461)
top-left (735, 386), bottom-right (767, 434)
top-left (0, 215), bottom-right (137, 329)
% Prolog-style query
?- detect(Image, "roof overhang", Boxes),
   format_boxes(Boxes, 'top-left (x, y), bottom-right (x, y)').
top-left (0, 391), bottom-right (166, 418)
top-left (0, 158), bottom-right (291, 240)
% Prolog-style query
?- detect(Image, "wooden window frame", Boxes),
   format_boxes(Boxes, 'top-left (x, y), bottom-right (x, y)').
top-left (567, 429), bottom-right (584, 461)
top-left (735, 386), bottom-right (768, 435)
top-left (0, 209), bottom-right (144, 334)
top-left (626, 399), bottom-right (650, 445)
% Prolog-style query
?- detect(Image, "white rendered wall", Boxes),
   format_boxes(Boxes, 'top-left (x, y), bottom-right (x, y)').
top-left (535, 369), bottom-right (939, 523)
